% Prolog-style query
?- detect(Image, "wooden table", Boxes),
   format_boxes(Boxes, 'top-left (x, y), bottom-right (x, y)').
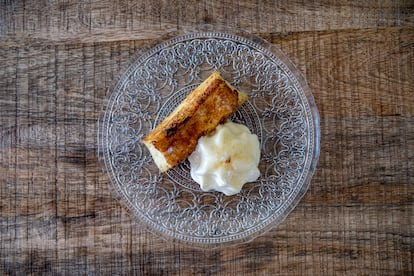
top-left (1, 1), bottom-right (413, 275)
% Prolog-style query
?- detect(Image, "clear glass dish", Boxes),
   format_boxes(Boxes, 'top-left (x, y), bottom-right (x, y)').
top-left (98, 25), bottom-right (320, 248)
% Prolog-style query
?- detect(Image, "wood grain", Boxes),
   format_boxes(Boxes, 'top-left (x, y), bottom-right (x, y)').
top-left (1, 0), bottom-right (413, 275)
top-left (1, 0), bottom-right (413, 44)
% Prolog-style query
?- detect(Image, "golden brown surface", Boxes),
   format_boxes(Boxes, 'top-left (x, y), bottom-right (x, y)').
top-left (0, 0), bottom-right (413, 275)
top-left (143, 72), bottom-right (247, 171)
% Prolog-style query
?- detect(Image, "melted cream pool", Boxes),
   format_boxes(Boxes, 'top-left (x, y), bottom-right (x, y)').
top-left (188, 120), bottom-right (260, 196)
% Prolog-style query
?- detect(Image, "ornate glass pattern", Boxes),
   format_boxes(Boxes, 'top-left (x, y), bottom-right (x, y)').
top-left (99, 30), bottom-right (320, 247)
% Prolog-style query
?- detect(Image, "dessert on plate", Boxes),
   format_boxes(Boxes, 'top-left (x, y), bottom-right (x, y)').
top-left (143, 72), bottom-right (260, 195)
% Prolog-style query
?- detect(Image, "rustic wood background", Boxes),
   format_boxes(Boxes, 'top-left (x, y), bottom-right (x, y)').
top-left (1, 0), bottom-right (413, 275)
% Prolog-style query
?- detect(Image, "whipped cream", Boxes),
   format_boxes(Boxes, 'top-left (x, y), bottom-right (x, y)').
top-left (188, 120), bottom-right (260, 196)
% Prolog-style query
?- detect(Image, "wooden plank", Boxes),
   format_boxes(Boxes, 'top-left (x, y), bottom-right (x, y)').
top-left (0, 0), bottom-right (413, 44)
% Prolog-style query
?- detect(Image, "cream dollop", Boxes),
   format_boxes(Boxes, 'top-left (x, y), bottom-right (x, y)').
top-left (188, 120), bottom-right (261, 196)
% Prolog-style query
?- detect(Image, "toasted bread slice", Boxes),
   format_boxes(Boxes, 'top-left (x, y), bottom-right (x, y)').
top-left (143, 72), bottom-right (248, 172)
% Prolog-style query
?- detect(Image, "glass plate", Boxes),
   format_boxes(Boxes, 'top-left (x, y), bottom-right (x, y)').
top-left (98, 26), bottom-right (320, 247)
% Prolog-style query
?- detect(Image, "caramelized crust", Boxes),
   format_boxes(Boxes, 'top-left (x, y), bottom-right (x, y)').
top-left (143, 72), bottom-right (248, 172)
